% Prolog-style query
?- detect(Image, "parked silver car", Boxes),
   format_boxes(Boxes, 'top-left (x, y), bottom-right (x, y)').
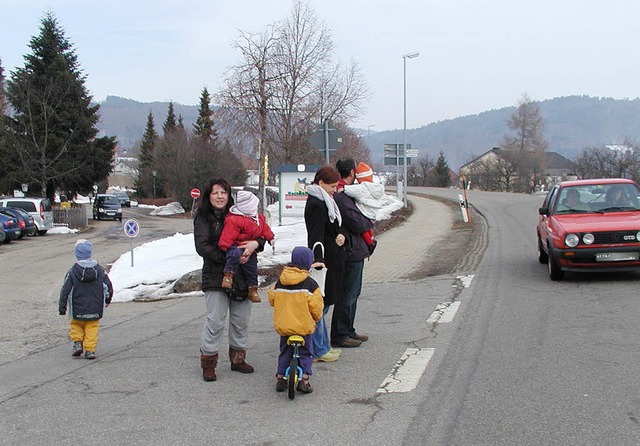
top-left (0, 197), bottom-right (54, 235)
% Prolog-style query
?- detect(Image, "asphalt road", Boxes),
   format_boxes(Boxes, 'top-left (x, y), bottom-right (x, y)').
top-left (0, 206), bottom-right (193, 366)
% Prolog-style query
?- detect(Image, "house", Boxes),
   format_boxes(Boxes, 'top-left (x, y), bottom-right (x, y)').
top-left (459, 148), bottom-right (575, 192)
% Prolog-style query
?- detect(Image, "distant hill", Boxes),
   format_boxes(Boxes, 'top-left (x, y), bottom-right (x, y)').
top-left (96, 95), bottom-right (640, 170)
top-left (96, 96), bottom-right (199, 152)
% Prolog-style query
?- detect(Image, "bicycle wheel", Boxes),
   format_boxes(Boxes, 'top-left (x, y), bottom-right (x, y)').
top-left (287, 357), bottom-right (298, 400)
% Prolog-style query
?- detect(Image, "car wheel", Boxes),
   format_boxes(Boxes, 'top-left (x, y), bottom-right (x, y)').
top-left (38, 230), bottom-right (47, 236)
top-left (537, 236), bottom-right (548, 264)
top-left (548, 254), bottom-right (564, 281)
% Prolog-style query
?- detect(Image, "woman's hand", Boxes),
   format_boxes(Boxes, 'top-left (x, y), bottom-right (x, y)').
top-left (335, 234), bottom-right (345, 247)
top-left (238, 240), bottom-right (259, 264)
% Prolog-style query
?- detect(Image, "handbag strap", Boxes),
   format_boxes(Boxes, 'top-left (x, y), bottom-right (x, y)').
top-left (312, 241), bottom-right (325, 258)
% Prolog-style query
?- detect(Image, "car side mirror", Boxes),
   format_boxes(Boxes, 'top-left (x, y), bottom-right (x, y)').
top-left (539, 207), bottom-right (549, 215)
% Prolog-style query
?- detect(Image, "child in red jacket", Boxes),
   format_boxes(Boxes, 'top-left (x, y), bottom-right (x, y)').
top-left (219, 190), bottom-right (274, 302)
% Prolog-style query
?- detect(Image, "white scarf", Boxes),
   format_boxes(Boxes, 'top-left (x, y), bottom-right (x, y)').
top-left (306, 184), bottom-right (342, 226)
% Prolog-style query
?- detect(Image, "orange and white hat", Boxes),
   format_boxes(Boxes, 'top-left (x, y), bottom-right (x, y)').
top-left (355, 162), bottom-right (373, 183)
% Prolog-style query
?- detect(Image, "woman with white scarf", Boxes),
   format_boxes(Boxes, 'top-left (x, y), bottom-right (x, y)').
top-left (304, 165), bottom-right (346, 362)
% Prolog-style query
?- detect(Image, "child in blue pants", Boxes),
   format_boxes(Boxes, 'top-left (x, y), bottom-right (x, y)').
top-left (268, 247), bottom-right (324, 393)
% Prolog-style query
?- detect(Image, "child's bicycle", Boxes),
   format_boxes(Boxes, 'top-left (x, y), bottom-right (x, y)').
top-left (284, 335), bottom-right (305, 400)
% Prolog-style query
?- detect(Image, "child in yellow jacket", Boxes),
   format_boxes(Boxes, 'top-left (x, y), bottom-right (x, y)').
top-left (268, 246), bottom-right (323, 394)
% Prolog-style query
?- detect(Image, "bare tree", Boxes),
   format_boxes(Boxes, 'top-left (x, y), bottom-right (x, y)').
top-left (502, 93), bottom-right (548, 192)
top-left (575, 142), bottom-right (640, 181)
top-left (216, 0), bottom-right (369, 209)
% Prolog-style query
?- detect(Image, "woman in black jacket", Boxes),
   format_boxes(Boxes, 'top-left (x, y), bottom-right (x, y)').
top-left (304, 165), bottom-right (346, 362)
top-left (193, 178), bottom-right (264, 381)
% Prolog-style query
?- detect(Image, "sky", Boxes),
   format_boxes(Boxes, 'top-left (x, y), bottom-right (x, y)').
top-left (2, 1), bottom-right (639, 131)
top-left (51, 189), bottom-right (403, 303)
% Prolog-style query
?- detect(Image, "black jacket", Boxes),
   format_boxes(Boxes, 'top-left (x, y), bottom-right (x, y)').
top-left (334, 190), bottom-right (374, 261)
top-left (304, 195), bottom-right (346, 306)
top-left (59, 261), bottom-right (113, 320)
top-left (193, 208), bottom-right (265, 295)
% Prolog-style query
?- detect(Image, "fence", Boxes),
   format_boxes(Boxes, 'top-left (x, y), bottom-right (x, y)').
top-left (53, 204), bottom-right (89, 230)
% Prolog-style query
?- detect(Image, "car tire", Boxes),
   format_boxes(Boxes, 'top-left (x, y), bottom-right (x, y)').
top-left (537, 236), bottom-right (548, 264)
top-left (548, 254), bottom-right (564, 281)
top-left (37, 230), bottom-right (47, 236)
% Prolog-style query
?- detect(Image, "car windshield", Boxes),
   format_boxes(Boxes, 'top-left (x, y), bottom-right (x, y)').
top-left (100, 196), bottom-right (120, 205)
top-left (555, 184), bottom-right (640, 214)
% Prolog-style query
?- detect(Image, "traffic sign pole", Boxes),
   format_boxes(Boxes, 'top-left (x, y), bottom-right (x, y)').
top-left (123, 219), bottom-right (140, 267)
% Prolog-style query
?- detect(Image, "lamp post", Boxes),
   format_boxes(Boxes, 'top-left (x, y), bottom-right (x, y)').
top-left (152, 170), bottom-right (157, 198)
top-left (402, 51), bottom-right (419, 208)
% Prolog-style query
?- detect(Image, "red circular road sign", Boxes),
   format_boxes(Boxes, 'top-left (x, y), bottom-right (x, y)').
top-left (190, 188), bottom-right (201, 199)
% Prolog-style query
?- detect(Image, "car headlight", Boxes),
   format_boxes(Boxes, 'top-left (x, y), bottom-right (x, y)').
top-left (582, 233), bottom-right (595, 245)
top-left (565, 233), bottom-right (579, 247)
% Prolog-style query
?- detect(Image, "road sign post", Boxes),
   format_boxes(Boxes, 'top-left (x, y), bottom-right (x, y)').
top-left (190, 188), bottom-right (201, 218)
top-left (123, 219), bottom-right (140, 266)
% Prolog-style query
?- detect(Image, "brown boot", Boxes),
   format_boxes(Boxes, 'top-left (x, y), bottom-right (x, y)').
top-left (229, 348), bottom-right (254, 373)
top-left (221, 272), bottom-right (234, 289)
top-left (248, 286), bottom-right (261, 302)
top-left (200, 353), bottom-right (218, 381)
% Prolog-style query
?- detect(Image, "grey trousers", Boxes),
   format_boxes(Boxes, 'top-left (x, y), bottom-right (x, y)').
top-left (200, 290), bottom-right (252, 356)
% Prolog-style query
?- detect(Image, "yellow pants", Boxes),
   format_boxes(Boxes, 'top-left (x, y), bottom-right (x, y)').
top-left (69, 319), bottom-right (100, 351)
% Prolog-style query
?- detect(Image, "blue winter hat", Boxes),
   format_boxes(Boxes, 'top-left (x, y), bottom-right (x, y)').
top-left (291, 246), bottom-right (314, 271)
top-left (74, 239), bottom-right (93, 260)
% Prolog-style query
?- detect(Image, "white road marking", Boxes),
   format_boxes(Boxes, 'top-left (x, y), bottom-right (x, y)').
top-left (456, 274), bottom-right (474, 288)
top-left (376, 348), bottom-right (435, 394)
top-left (426, 301), bottom-right (461, 323)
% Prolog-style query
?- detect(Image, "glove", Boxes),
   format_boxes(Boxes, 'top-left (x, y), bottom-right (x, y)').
top-left (59, 311), bottom-right (66, 316)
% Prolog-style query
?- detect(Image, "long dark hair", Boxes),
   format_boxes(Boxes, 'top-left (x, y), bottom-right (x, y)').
top-left (195, 178), bottom-right (234, 218)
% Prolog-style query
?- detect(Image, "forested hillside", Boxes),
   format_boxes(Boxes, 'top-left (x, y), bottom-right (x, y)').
top-left (97, 95), bottom-right (640, 170)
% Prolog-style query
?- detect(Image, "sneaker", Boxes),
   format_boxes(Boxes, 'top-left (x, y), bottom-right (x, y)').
top-left (72, 341), bottom-right (83, 357)
top-left (84, 351), bottom-right (96, 360)
top-left (314, 351), bottom-right (339, 362)
top-left (329, 347), bottom-right (342, 355)
top-left (332, 337), bottom-right (362, 348)
top-left (296, 379), bottom-right (313, 394)
top-left (351, 333), bottom-right (369, 342)
top-left (276, 376), bottom-right (287, 392)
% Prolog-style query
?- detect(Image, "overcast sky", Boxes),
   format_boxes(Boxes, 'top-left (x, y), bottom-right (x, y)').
top-left (2, 0), bottom-right (639, 131)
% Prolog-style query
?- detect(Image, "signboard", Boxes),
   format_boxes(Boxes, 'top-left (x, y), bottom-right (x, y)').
top-left (405, 149), bottom-right (419, 158)
top-left (123, 219), bottom-right (140, 238)
top-left (383, 143), bottom-right (413, 166)
top-left (190, 188), bottom-right (201, 199)
top-left (123, 218), bottom-right (140, 267)
top-left (276, 164), bottom-right (321, 225)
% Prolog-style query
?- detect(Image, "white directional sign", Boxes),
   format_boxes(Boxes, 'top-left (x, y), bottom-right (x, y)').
top-left (405, 149), bottom-right (419, 158)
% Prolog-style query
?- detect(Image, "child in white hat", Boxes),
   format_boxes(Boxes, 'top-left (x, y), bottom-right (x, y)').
top-left (218, 190), bottom-right (275, 302)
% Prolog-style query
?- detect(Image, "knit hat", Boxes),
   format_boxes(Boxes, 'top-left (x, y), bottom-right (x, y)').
top-left (233, 190), bottom-right (259, 216)
top-left (74, 239), bottom-right (93, 260)
top-left (291, 246), bottom-right (314, 271)
top-left (355, 162), bottom-right (373, 183)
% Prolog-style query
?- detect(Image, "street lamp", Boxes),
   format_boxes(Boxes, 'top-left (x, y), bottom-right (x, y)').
top-left (402, 51), bottom-right (419, 208)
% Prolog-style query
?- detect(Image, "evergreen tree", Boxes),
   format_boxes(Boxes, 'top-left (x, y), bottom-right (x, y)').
top-left (163, 101), bottom-right (177, 135)
top-left (5, 12), bottom-right (115, 198)
top-left (134, 111), bottom-right (158, 198)
top-left (0, 60), bottom-right (8, 192)
top-left (193, 87), bottom-right (218, 143)
top-left (432, 151), bottom-right (451, 187)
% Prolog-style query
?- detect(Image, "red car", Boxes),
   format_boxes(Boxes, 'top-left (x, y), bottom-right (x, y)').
top-left (537, 178), bottom-right (640, 280)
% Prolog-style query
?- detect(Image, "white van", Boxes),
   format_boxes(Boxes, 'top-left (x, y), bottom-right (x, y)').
top-left (0, 197), bottom-right (55, 235)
